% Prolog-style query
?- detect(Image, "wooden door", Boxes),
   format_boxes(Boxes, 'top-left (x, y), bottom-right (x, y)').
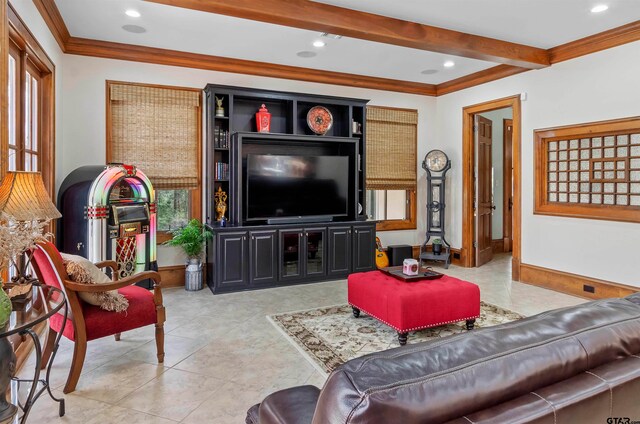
top-left (249, 230), bottom-right (277, 286)
top-left (476, 115), bottom-right (494, 267)
top-left (503, 119), bottom-right (513, 252)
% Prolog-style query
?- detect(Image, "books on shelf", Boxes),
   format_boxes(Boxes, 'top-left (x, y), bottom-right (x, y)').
top-left (214, 126), bottom-right (230, 149)
top-left (214, 162), bottom-right (229, 180)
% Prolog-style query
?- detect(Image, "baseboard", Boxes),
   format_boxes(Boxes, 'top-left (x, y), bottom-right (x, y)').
top-left (492, 239), bottom-right (505, 253)
top-left (159, 265), bottom-right (186, 288)
top-left (412, 245), bottom-right (465, 266)
top-left (520, 263), bottom-right (638, 300)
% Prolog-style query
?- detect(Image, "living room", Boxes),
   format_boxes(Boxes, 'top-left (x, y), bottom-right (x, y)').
top-left (1, 1), bottom-right (639, 423)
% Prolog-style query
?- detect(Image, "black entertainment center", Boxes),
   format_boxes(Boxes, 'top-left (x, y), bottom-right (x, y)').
top-left (204, 84), bottom-right (376, 293)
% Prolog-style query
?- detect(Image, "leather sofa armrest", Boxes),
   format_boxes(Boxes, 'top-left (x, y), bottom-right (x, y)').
top-left (252, 385), bottom-right (320, 424)
top-left (625, 292), bottom-right (640, 306)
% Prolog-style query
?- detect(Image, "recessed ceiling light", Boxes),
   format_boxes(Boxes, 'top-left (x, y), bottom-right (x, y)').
top-left (443, 61), bottom-right (455, 68)
top-left (590, 4), bottom-right (608, 13)
top-left (421, 69), bottom-right (438, 75)
top-left (313, 40), bottom-right (326, 48)
top-left (122, 24), bottom-right (147, 34)
top-left (296, 51), bottom-right (317, 58)
top-left (125, 9), bottom-right (141, 18)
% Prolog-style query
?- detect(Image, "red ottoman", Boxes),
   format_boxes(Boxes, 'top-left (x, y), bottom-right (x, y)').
top-left (348, 270), bottom-right (480, 345)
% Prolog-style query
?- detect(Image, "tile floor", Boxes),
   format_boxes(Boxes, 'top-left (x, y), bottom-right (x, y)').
top-left (19, 254), bottom-right (585, 423)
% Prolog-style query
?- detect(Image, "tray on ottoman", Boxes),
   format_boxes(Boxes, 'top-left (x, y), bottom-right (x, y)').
top-left (348, 270), bottom-right (480, 345)
top-left (380, 266), bottom-right (443, 282)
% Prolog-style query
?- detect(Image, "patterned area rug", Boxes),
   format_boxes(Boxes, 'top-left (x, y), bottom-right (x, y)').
top-left (268, 302), bottom-right (524, 374)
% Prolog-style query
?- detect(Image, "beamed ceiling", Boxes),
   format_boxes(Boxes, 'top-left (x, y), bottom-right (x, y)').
top-left (33, 0), bottom-right (640, 95)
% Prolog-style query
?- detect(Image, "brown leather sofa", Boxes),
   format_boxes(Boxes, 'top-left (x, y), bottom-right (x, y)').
top-left (247, 293), bottom-right (640, 423)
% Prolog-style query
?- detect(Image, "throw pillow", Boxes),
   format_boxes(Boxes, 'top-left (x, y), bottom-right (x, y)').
top-left (60, 253), bottom-right (129, 313)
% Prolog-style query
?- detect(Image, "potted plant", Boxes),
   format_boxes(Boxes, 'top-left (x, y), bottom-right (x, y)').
top-left (432, 238), bottom-right (442, 255)
top-left (164, 219), bottom-right (212, 291)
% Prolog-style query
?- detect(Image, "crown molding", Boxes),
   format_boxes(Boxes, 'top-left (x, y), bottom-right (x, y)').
top-left (31, 0), bottom-right (69, 52)
top-left (146, 0), bottom-right (550, 69)
top-left (66, 37), bottom-right (437, 95)
top-left (549, 20), bottom-right (640, 64)
top-left (436, 65), bottom-right (528, 96)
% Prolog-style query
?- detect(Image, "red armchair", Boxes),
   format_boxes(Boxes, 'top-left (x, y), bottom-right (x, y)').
top-left (30, 241), bottom-right (165, 393)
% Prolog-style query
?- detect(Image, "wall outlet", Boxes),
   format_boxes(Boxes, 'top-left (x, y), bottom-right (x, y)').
top-left (583, 284), bottom-right (595, 293)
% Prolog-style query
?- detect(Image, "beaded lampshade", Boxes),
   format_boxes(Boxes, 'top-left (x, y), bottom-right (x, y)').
top-left (0, 172), bottom-right (61, 221)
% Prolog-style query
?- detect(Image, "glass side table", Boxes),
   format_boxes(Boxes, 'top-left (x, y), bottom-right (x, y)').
top-left (0, 285), bottom-right (67, 424)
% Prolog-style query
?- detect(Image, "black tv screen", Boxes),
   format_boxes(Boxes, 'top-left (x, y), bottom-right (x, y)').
top-left (246, 154), bottom-right (349, 221)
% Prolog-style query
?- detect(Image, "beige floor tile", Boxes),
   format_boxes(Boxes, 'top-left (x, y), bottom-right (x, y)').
top-left (181, 380), bottom-right (262, 423)
top-left (125, 333), bottom-right (209, 367)
top-left (119, 368), bottom-right (224, 421)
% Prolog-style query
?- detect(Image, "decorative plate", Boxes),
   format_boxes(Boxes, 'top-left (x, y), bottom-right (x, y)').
top-left (307, 106), bottom-right (333, 135)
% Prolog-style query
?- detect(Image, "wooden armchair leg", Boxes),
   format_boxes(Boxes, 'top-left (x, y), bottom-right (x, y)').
top-left (155, 323), bottom-right (164, 363)
top-left (40, 326), bottom-right (57, 370)
top-left (114, 333), bottom-right (121, 341)
top-left (64, 339), bottom-right (87, 394)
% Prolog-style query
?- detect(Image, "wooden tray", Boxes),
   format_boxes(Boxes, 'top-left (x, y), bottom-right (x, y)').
top-left (380, 266), bottom-right (444, 282)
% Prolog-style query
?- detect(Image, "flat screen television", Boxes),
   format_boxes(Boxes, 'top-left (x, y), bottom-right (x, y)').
top-left (246, 154), bottom-right (350, 222)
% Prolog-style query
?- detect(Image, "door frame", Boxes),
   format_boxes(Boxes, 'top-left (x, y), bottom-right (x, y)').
top-left (503, 118), bottom-right (513, 252)
top-left (462, 95), bottom-right (522, 279)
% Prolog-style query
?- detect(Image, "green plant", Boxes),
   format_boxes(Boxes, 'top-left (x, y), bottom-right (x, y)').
top-left (432, 238), bottom-right (442, 244)
top-left (164, 219), bottom-right (212, 259)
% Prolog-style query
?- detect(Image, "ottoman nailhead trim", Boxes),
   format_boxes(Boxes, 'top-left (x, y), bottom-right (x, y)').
top-left (348, 302), bottom-right (480, 333)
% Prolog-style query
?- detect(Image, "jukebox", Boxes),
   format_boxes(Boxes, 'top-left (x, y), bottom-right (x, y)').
top-left (57, 164), bottom-right (157, 288)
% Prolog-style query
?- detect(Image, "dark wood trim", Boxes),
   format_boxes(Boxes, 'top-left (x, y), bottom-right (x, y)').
top-left (462, 96), bottom-right (521, 279)
top-left (503, 118), bottom-right (513, 252)
top-left (0, 0), bottom-right (8, 179)
top-left (436, 65), bottom-right (528, 96)
top-left (533, 116), bottom-right (640, 223)
top-left (520, 263), bottom-right (638, 300)
top-left (69, 37), bottom-right (437, 96)
top-left (549, 20), bottom-right (640, 64)
top-left (147, 0), bottom-right (549, 69)
top-left (411, 245), bottom-right (464, 267)
top-left (31, 0), bottom-right (70, 52)
top-left (7, 3), bottom-right (56, 197)
top-left (158, 265), bottom-right (186, 287)
top-left (491, 239), bottom-right (505, 253)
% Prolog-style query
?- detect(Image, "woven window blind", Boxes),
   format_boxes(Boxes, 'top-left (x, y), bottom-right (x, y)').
top-left (365, 106), bottom-right (418, 190)
top-left (109, 83), bottom-right (200, 190)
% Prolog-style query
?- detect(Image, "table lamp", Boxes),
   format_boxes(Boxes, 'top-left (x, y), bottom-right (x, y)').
top-left (0, 171), bottom-right (61, 283)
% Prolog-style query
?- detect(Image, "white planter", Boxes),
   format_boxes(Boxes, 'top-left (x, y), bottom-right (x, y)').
top-left (185, 258), bottom-right (203, 291)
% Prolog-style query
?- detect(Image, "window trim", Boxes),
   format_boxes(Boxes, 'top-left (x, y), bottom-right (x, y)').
top-left (534, 116), bottom-right (640, 223)
top-left (105, 80), bottom-right (202, 244)
top-left (373, 189), bottom-right (417, 231)
top-left (7, 4), bottom-right (55, 196)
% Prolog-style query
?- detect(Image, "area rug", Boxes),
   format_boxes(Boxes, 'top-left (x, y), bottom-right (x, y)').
top-left (268, 302), bottom-right (524, 374)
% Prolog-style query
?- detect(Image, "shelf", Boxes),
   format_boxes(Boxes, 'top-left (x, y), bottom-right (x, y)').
top-left (214, 179), bottom-right (229, 182)
top-left (214, 116), bottom-right (229, 120)
top-left (214, 148), bottom-right (229, 151)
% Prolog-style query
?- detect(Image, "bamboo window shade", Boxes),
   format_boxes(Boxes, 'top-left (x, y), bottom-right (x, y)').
top-left (109, 83), bottom-right (200, 190)
top-left (365, 106), bottom-right (418, 190)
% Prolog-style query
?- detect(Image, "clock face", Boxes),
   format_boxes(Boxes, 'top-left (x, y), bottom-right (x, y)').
top-left (425, 150), bottom-right (448, 172)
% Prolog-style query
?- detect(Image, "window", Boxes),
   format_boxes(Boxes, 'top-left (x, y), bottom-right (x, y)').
top-left (365, 106), bottom-right (418, 231)
top-left (106, 81), bottom-right (202, 239)
top-left (5, 18), bottom-right (54, 190)
top-left (534, 117), bottom-right (640, 223)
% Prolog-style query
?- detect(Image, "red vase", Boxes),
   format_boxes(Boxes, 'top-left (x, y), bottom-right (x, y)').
top-left (256, 104), bottom-right (271, 133)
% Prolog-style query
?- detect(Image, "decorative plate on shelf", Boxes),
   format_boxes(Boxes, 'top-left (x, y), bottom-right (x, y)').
top-left (307, 106), bottom-right (333, 135)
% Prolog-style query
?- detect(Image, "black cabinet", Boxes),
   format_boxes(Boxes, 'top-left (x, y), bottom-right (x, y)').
top-left (249, 230), bottom-right (277, 286)
top-left (328, 226), bottom-right (352, 277)
top-left (208, 221), bottom-right (375, 293)
top-left (353, 225), bottom-right (375, 272)
top-left (217, 231), bottom-right (249, 290)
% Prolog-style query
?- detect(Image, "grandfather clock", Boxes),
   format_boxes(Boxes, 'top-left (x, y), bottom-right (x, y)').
top-left (419, 149), bottom-right (452, 268)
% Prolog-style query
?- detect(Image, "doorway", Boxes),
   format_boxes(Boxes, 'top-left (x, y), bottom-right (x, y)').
top-left (462, 95), bottom-right (521, 279)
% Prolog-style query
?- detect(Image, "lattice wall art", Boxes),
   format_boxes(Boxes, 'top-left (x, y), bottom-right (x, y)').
top-left (534, 117), bottom-right (640, 223)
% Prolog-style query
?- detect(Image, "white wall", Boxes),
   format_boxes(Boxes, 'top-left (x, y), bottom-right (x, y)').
top-left (61, 55), bottom-right (436, 265)
top-left (478, 107), bottom-right (512, 239)
top-left (437, 40), bottom-right (640, 287)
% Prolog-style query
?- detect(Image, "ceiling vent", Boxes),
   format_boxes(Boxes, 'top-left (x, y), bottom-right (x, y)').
top-left (320, 32), bottom-right (342, 39)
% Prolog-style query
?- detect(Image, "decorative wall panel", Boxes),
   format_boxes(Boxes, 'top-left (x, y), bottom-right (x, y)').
top-left (534, 117), bottom-right (640, 223)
